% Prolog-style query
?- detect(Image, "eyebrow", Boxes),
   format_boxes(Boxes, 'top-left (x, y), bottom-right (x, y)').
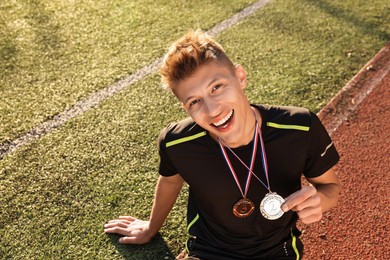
top-left (183, 77), bottom-right (220, 105)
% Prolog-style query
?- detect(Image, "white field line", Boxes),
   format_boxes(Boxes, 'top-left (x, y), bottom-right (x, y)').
top-left (317, 43), bottom-right (390, 137)
top-left (0, 0), bottom-right (271, 159)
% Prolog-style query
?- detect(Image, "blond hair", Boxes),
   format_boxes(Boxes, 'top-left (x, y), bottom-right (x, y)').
top-left (160, 30), bottom-right (235, 91)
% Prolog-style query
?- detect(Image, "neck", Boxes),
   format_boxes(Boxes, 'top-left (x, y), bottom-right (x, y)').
top-left (239, 108), bottom-right (258, 147)
top-left (251, 106), bottom-right (262, 132)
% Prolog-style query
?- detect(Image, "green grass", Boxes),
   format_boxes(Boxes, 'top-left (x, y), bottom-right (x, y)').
top-left (220, 0), bottom-right (390, 111)
top-left (0, 0), bottom-right (389, 259)
top-left (0, 0), bottom-right (256, 144)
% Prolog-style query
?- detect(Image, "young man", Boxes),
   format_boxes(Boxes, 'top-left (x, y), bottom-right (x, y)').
top-left (104, 30), bottom-right (341, 259)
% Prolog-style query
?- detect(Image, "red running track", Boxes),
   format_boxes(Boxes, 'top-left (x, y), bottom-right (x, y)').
top-left (300, 43), bottom-right (390, 259)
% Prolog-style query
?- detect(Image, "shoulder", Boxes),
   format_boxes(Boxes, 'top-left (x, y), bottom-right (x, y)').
top-left (158, 117), bottom-right (207, 148)
top-left (256, 104), bottom-right (313, 130)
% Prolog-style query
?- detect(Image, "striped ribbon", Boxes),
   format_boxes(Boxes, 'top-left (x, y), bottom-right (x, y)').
top-left (218, 122), bottom-right (258, 197)
top-left (219, 121), bottom-right (271, 193)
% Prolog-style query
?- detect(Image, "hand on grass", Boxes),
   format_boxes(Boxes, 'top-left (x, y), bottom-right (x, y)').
top-left (104, 216), bottom-right (154, 244)
top-left (281, 186), bottom-right (322, 224)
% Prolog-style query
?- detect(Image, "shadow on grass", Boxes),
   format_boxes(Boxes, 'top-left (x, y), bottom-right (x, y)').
top-left (305, 0), bottom-right (390, 41)
top-left (107, 233), bottom-right (176, 260)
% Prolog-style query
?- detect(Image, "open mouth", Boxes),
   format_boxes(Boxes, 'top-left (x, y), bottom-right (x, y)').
top-left (212, 110), bottom-right (234, 129)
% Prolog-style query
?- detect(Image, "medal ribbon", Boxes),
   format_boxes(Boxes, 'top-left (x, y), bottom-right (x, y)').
top-left (218, 123), bottom-right (258, 198)
top-left (257, 124), bottom-right (272, 193)
top-left (219, 120), bottom-right (272, 193)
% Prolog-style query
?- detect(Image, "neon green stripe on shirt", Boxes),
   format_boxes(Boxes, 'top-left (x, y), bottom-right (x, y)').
top-left (291, 229), bottom-right (300, 260)
top-left (187, 213), bottom-right (199, 233)
top-left (267, 122), bottom-right (310, 131)
top-left (166, 131), bottom-right (207, 147)
top-left (185, 213), bottom-right (200, 253)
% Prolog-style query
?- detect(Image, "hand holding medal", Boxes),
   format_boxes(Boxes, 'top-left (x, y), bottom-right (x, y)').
top-left (280, 186), bottom-right (323, 224)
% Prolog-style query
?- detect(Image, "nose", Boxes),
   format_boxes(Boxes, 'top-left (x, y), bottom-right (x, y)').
top-left (204, 98), bottom-right (221, 118)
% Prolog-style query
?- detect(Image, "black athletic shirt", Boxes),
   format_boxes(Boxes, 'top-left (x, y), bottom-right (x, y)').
top-left (158, 105), bottom-right (339, 259)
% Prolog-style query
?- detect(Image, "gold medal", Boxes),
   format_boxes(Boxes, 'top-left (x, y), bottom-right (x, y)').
top-left (260, 192), bottom-right (285, 220)
top-left (233, 197), bottom-right (255, 218)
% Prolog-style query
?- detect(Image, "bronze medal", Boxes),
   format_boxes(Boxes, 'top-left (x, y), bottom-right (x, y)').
top-left (219, 122), bottom-right (260, 219)
top-left (233, 197), bottom-right (255, 218)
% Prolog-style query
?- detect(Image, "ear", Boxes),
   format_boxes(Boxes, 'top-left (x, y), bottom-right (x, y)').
top-left (235, 64), bottom-right (247, 89)
top-left (172, 87), bottom-right (189, 113)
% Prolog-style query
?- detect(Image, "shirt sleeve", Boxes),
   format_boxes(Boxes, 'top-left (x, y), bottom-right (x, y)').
top-left (157, 126), bottom-right (179, 177)
top-left (303, 112), bottom-right (340, 178)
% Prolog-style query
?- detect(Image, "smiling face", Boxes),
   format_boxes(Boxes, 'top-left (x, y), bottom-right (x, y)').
top-left (173, 62), bottom-right (256, 148)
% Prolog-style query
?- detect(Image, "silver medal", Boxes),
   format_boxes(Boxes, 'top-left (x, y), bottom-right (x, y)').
top-left (260, 192), bottom-right (285, 220)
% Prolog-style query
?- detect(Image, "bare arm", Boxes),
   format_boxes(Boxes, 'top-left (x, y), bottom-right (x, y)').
top-left (306, 168), bottom-right (341, 212)
top-left (104, 174), bottom-right (184, 244)
top-left (148, 174), bottom-right (184, 235)
top-left (281, 168), bottom-right (341, 224)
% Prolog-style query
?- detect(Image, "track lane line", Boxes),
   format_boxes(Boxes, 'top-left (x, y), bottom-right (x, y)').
top-left (317, 42), bottom-right (390, 136)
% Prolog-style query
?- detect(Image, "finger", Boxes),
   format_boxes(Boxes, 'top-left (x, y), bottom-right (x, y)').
top-left (297, 208), bottom-right (322, 224)
top-left (296, 205), bottom-right (322, 219)
top-left (290, 194), bottom-right (321, 212)
top-left (104, 222), bottom-right (129, 229)
top-left (103, 226), bottom-right (131, 236)
top-left (106, 219), bottom-right (132, 225)
top-left (105, 216), bottom-right (136, 225)
top-left (119, 216), bottom-right (137, 221)
top-left (281, 186), bottom-right (316, 212)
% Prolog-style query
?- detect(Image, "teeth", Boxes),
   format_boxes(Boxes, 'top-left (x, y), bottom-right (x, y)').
top-left (213, 110), bottom-right (233, 127)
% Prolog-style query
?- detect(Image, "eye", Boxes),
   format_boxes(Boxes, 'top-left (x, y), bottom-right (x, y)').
top-left (188, 98), bottom-right (201, 109)
top-left (212, 83), bottom-right (223, 93)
